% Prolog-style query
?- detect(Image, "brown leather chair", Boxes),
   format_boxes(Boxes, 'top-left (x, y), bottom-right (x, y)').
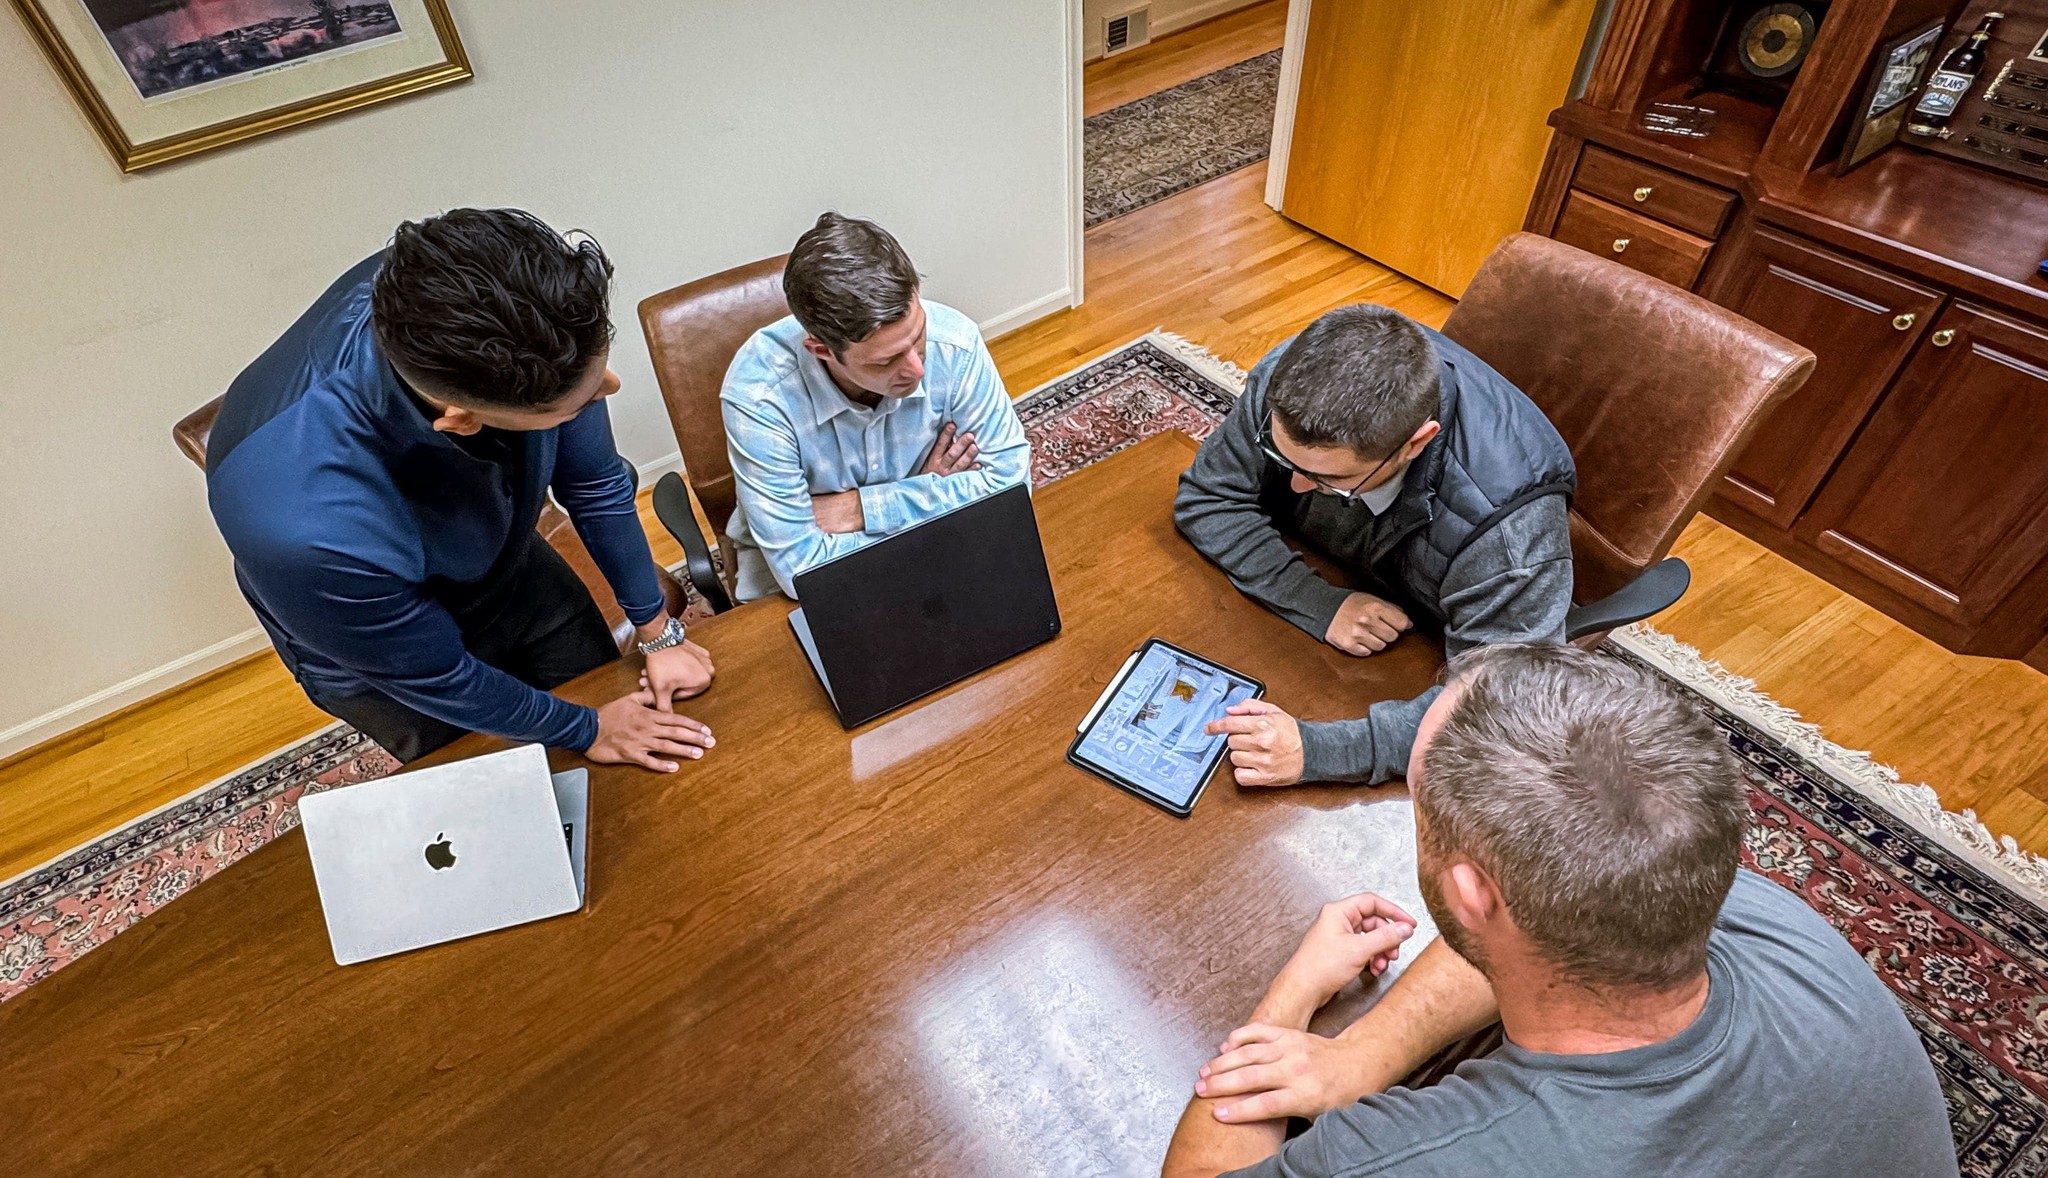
top-left (636, 254), bottom-right (791, 614)
top-left (1441, 232), bottom-right (1815, 643)
top-left (172, 398), bottom-right (694, 650)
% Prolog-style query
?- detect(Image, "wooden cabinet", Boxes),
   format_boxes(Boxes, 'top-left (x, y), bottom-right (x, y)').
top-left (1553, 191), bottom-right (1714, 288)
top-left (1799, 304), bottom-right (2048, 629)
top-left (1715, 229), bottom-right (1944, 528)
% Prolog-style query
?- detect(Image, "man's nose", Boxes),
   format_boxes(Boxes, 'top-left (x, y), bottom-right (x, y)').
top-left (1290, 472), bottom-right (1315, 495)
top-left (902, 349), bottom-right (925, 384)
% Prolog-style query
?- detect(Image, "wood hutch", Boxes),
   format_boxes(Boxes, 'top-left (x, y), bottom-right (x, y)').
top-left (1525, 0), bottom-right (2048, 672)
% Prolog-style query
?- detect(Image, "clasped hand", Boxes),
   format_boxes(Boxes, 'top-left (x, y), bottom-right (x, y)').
top-left (1195, 893), bottom-right (1417, 1122)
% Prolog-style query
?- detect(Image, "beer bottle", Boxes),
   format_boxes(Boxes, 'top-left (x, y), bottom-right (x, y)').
top-left (1908, 12), bottom-right (2005, 137)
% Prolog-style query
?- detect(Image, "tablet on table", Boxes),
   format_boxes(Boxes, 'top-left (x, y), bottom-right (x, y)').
top-left (1067, 638), bottom-right (1265, 817)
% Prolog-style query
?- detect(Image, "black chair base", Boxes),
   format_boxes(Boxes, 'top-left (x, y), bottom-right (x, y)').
top-left (653, 471), bottom-right (735, 615)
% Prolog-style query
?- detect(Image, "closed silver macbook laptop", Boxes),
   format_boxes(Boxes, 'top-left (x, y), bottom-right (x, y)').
top-left (298, 743), bottom-right (588, 966)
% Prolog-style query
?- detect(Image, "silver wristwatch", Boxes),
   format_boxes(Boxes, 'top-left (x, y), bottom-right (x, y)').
top-left (637, 615), bottom-right (688, 656)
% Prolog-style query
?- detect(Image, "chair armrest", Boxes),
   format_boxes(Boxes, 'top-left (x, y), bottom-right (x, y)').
top-left (653, 472), bottom-right (734, 615)
top-left (1564, 557), bottom-right (1690, 642)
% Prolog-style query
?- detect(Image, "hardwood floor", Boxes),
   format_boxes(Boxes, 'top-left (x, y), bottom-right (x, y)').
top-left (5, 2), bottom-right (2045, 883)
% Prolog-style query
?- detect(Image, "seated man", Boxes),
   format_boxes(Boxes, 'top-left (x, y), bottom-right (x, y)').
top-left (207, 208), bottom-right (715, 770)
top-left (721, 212), bottom-right (1030, 601)
top-left (1162, 644), bottom-right (1956, 1178)
top-left (1175, 305), bottom-right (1574, 786)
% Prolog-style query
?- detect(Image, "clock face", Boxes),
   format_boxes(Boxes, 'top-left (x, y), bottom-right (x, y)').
top-left (1741, 3), bottom-right (1819, 77)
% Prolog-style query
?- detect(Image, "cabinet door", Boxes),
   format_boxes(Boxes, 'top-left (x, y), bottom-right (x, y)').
top-left (1715, 228), bottom-right (1944, 528)
top-left (1799, 303), bottom-right (2048, 628)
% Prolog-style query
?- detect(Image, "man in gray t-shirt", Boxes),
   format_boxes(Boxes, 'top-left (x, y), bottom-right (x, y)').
top-left (1161, 645), bottom-right (1956, 1178)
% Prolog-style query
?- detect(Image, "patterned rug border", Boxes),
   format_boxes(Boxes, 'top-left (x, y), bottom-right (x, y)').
top-left (1610, 624), bottom-right (2048, 910)
top-left (1083, 48), bottom-right (1281, 227)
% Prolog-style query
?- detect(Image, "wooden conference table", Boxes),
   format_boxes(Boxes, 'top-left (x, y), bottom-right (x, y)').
top-left (1, 432), bottom-right (1443, 1176)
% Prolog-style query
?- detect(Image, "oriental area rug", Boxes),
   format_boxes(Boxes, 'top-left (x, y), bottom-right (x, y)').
top-left (5, 334), bottom-right (2047, 1176)
top-left (1084, 48), bottom-right (1282, 227)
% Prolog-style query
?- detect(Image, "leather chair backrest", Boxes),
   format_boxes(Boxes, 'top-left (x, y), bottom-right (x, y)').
top-left (637, 255), bottom-right (790, 539)
top-left (1442, 233), bottom-right (1814, 604)
top-left (174, 398), bottom-right (222, 470)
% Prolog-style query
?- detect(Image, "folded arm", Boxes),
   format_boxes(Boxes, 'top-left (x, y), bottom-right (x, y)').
top-left (853, 333), bottom-right (1031, 535)
top-left (1173, 364), bottom-right (1351, 638)
top-left (723, 397), bottom-right (887, 599)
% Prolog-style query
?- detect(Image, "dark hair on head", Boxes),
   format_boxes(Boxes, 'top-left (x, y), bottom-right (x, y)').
top-left (1419, 643), bottom-right (1748, 992)
top-left (372, 208), bottom-right (615, 409)
top-left (1267, 305), bottom-right (1439, 456)
top-left (783, 212), bottom-right (920, 354)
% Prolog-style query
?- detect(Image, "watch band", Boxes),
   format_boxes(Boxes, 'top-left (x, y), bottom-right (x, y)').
top-left (637, 615), bottom-right (688, 656)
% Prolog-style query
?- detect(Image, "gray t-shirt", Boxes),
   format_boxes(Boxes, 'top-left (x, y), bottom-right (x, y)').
top-left (1229, 870), bottom-right (1957, 1178)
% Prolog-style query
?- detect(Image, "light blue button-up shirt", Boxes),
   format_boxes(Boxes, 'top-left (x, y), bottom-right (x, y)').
top-left (720, 300), bottom-right (1031, 600)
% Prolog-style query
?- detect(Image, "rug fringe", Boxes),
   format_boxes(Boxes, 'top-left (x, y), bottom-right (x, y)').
top-left (1611, 623), bottom-right (2048, 910)
top-left (1144, 330), bottom-right (1251, 390)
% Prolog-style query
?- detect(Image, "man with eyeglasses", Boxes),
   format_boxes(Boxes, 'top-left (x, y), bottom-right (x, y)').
top-left (1173, 304), bottom-right (1575, 787)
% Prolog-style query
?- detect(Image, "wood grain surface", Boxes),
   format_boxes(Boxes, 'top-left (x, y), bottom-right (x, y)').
top-left (0, 434), bottom-right (1440, 1176)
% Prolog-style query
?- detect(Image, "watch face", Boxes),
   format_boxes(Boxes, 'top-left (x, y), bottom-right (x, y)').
top-left (1741, 3), bottom-right (1818, 77)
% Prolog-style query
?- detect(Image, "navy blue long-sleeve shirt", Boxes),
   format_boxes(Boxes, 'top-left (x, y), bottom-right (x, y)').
top-left (205, 253), bottom-right (665, 751)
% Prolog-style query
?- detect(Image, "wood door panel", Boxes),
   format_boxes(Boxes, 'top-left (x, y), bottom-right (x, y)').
top-left (1552, 191), bottom-right (1713, 288)
top-left (1716, 228), bottom-right (1944, 529)
top-left (1802, 303), bottom-right (2048, 626)
top-left (1280, 0), bottom-right (1601, 297)
top-left (1571, 146), bottom-right (1736, 238)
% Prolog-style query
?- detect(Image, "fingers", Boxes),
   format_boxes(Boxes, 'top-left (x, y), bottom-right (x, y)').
top-left (1202, 1041), bottom-right (1280, 1077)
top-left (1226, 699), bottom-right (1282, 717)
top-left (1205, 714), bottom-right (1265, 737)
top-left (1196, 1063), bottom-right (1281, 1099)
top-left (1213, 1089), bottom-right (1296, 1123)
top-left (1330, 892), bottom-right (1416, 929)
top-left (626, 747), bottom-right (679, 773)
top-left (1222, 1023), bottom-right (1284, 1051)
top-left (646, 737), bottom-right (707, 761)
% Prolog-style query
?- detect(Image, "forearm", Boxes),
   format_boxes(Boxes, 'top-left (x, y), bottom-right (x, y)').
top-left (1161, 978), bottom-right (1322, 1177)
top-left (855, 438), bottom-right (1030, 535)
top-left (1330, 939), bottom-right (1498, 1099)
top-left (1296, 686), bottom-right (1439, 785)
top-left (553, 404), bottom-right (665, 626)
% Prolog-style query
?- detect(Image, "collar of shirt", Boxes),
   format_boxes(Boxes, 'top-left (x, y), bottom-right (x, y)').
top-left (798, 345), bottom-right (930, 426)
top-left (1355, 464), bottom-right (1407, 514)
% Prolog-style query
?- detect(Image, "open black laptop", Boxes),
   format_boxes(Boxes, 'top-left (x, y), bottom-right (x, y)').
top-left (789, 483), bottom-right (1061, 727)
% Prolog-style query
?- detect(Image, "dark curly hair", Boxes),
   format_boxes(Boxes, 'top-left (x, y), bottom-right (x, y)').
top-left (371, 208), bottom-right (615, 409)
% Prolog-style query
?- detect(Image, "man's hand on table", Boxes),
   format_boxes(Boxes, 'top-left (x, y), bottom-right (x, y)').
top-left (641, 641), bottom-right (715, 709)
top-left (1324, 592), bottom-right (1412, 656)
top-left (1196, 893), bottom-right (1417, 1122)
top-left (1207, 699), bottom-right (1307, 786)
top-left (919, 421), bottom-right (980, 476)
top-left (587, 691), bottom-right (715, 772)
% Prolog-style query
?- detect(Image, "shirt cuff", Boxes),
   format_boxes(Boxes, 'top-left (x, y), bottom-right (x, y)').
top-left (1298, 718), bottom-right (1378, 784)
top-left (857, 483), bottom-right (895, 536)
top-left (565, 705), bottom-right (601, 753)
top-left (1295, 577), bottom-right (1357, 642)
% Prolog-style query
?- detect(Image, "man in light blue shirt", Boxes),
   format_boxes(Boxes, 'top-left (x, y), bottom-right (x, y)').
top-left (721, 213), bottom-right (1031, 600)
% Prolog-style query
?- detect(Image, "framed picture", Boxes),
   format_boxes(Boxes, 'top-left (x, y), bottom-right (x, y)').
top-left (9, 0), bottom-right (470, 172)
top-left (1838, 18), bottom-right (1944, 174)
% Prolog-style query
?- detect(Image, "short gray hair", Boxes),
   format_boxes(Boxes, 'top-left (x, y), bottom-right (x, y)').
top-left (1419, 644), bottom-right (1747, 991)
top-left (1266, 305), bottom-right (1439, 456)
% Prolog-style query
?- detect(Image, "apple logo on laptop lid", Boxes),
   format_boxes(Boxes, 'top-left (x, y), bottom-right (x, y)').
top-left (424, 833), bottom-right (456, 871)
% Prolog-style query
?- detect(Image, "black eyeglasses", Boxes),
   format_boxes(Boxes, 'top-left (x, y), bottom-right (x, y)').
top-left (1259, 419), bottom-right (1406, 500)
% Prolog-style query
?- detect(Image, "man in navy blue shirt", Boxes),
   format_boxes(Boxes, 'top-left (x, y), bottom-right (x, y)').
top-left (206, 209), bottom-right (716, 769)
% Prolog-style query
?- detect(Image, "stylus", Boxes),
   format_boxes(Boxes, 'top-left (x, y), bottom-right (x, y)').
top-left (1077, 652), bottom-right (1141, 732)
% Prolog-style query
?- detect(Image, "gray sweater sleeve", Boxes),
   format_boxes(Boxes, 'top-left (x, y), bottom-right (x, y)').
top-left (1296, 494), bottom-right (1574, 784)
top-left (1173, 361), bottom-right (1353, 638)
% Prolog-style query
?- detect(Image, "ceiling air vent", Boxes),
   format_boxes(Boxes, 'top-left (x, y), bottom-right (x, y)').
top-left (1104, 7), bottom-right (1151, 57)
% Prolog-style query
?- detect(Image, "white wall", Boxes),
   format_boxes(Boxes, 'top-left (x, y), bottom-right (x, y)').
top-left (0, 0), bottom-right (1079, 752)
top-left (1082, 0), bottom-right (1256, 60)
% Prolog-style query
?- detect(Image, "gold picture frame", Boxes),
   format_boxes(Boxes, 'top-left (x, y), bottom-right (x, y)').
top-left (9, 0), bottom-right (471, 173)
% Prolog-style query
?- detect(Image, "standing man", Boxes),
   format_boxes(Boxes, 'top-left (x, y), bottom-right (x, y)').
top-left (207, 208), bottom-right (715, 770)
top-left (1162, 644), bottom-right (1957, 1178)
top-left (721, 212), bottom-right (1030, 601)
top-left (1175, 305), bottom-right (1575, 786)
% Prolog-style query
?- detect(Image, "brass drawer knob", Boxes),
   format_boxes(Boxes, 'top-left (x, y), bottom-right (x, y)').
top-left (1893, 312), bottom-right (1916, 330)
top-left (1612, 237), bottom-right (1631, 254)
top-left (1932, 329), bottom-right (1956, 346)
top-left (1633, 186), bottom-right (1654, 202)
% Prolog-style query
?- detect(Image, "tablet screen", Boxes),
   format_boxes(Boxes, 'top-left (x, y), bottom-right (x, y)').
top-left (1073, 642), bottom-right (1260, 810)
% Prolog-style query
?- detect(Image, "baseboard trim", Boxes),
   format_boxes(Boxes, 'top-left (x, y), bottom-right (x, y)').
top-left (982, 286), bottom-right (1078, 341)
top-left (1083, 0), bottom-right (1266, 62)
top-left (0, 627), bottom-right (273, 761)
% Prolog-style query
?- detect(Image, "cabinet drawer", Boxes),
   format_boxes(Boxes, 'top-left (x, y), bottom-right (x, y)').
top-left (1552, 192), bottom-right (1714, 289)
top-left (1571, 146), bottom-right (1736, 238)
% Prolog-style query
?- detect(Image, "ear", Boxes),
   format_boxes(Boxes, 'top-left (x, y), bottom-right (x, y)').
top-left (1403, 419), bottom-right (1442, 461)
top-left (428, 404), bottom-right (483, 436)
top-left (800, 336), bottom-right (837, 365)
top-left (1446, 860), bottom-right (1503, 930)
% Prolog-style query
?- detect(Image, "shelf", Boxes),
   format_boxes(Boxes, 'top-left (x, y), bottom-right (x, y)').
top-left (1761, 146), bottom-right (2048, 314)
top-left (1551, 88), bottom-right (1778, 190)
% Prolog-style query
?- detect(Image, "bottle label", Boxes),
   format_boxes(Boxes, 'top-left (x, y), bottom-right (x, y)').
top-left (1915, 70), bottom-right (1972, 116)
